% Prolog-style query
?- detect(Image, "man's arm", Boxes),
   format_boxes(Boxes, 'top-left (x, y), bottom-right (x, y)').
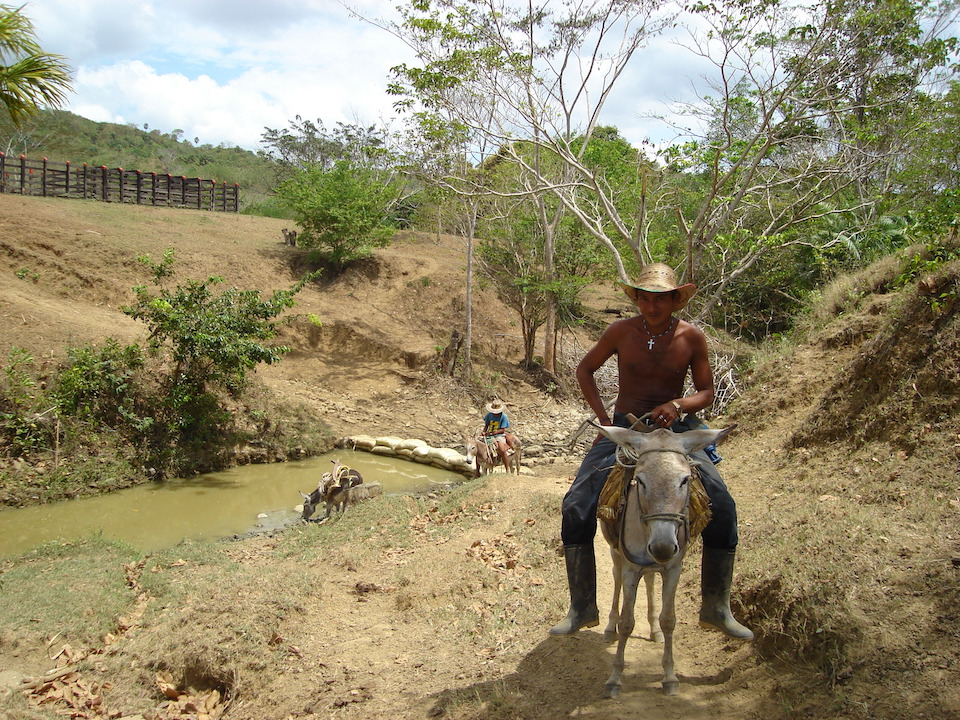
top-left (576, 324), bottom-right (621, 426)
top-left (680, 326), bottom-right (716, 415)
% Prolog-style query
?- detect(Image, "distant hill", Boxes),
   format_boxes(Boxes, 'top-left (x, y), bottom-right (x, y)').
top-left (0, 109), bottom-right (280, 210)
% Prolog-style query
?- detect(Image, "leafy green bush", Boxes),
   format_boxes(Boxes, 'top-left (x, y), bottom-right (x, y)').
top-left (1, 250), bottom-right (319, 484)
top-left (0, 347), bottom-right (52, 456)
top-left (121, 249), bottom-right (316, 474)
top-left (54, 338), bottom-right (145, 427)
top-left (277, 160), bottom-right (397, 270)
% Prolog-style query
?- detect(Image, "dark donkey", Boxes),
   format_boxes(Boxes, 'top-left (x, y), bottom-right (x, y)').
top-left (301, 459), bottom-right (363, 521)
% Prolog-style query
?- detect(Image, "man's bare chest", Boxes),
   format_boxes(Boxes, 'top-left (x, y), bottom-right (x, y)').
top-left (616, 329), bottom-right (690, 378)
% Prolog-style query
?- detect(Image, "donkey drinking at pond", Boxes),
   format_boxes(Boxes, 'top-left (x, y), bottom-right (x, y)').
top-left (595, 422), bottom-right (734, 699)
top-left (301, 459), bottom-right (363, 521)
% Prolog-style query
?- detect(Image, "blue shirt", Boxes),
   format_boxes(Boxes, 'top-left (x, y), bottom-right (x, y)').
top-left (483, 412), bottom-right (510, 435)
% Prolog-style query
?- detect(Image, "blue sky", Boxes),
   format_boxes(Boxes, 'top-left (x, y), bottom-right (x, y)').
top-left (24, 0), bottom-right (711, 153)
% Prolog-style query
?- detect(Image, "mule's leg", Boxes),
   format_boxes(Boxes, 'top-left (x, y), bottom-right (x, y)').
top-left (658, 566), bottom-right (682, 695)
top-left (605, 564), bottom-right (641, 699)
top-left (644, 571), bottom-right (664, 643)
top-left (499, 440), bottom-right (512, 474)
top-left (604, 549), bottom-right (622, 641)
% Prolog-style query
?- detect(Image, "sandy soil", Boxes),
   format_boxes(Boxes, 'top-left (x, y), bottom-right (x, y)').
top-left (1, 193), bottom-right (958, 720)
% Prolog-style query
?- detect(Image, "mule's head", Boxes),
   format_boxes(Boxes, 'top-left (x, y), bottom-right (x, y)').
top-left (300, 487), bottom-right (323, 520)
top-left (464, 435), bottom-right (478, 460)
top-left (596, 424), bottom-right (735, 565)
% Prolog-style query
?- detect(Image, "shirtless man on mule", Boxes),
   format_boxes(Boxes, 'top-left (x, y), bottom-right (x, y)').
top-left (549, 262), bottom-right (753, 641)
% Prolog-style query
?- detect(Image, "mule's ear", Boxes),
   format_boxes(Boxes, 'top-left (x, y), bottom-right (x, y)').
top-left (678, 425), bottom-right (737, 455)
top-left (591, 422), bottom-right (648, 447)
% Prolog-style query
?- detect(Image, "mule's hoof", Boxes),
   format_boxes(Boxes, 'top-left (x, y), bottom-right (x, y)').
top-left (605, 683), bottom-right (621, 699)
top-left (603, 629), bottom-right (618, 643)
top-left (651, 630), bottom-right (665, 644)
top-left (662, 680), bottom-right (679, 696)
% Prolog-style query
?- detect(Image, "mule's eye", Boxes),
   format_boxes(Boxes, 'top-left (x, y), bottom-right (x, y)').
top-left (680, 475), bottom-right (691, 487)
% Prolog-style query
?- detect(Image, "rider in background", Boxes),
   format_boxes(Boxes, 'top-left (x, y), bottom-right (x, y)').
top-left (482, 397), bottom-right (518, 467)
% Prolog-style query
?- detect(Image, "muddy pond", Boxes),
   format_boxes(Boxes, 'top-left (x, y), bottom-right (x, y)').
top-left (0, 450), bottom-right (465, 559)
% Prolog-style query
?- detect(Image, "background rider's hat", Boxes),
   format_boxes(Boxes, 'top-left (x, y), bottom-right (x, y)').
top-left (621, 263), bottom-right (697, 310)
top-left (485, 398), bottom-right (506, 414)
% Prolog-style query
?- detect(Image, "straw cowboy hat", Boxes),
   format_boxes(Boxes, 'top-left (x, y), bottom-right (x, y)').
top-left (621, 263), bottom-right (697, 310)
top-left (485, 398), bottom-right (506, 415)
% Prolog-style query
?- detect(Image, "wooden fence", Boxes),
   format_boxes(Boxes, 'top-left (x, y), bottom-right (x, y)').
top-left (0, 153), bottom-right (239, 212)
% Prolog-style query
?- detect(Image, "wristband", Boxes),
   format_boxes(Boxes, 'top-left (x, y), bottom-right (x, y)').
top-left (670, 401), bottom-right (682, 415)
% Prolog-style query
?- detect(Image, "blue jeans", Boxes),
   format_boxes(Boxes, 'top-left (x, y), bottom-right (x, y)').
top-left (560, 413), bottom-right (739, 551)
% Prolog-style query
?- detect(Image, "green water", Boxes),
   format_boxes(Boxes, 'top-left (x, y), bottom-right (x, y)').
top-left (0, 449), bottom-right (463, 558)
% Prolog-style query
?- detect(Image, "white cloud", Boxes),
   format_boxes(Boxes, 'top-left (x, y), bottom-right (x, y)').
top-left (23, 0), bottom-right (712, 153)
top-left (24, 0), bottom-right (412, 150)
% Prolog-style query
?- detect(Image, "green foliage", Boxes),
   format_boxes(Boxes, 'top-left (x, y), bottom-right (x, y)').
top-left (15, 266), bottom-right (38, 282)
top-left (260, 117), bottom-right (392, 177)
top-left (124, 249), bottom-right (307, 393)
top-left (0, 4), bottom-right (72, 125)
top-left (0, 347), bottom-right (50, 456)
top-left (118, 249), bottom-right (316, 471)
top-left (478, 201), bottom-right (605, 364)
top-left (895, 236), bottom-right (960, 288)
top-left (277, 160), bottom-right (398, 270)
top-left (53, 339), bottom-right (145, 428)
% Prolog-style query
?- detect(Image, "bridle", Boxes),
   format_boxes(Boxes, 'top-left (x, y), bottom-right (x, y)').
top-left (613, 445), bottom-right (692, 566)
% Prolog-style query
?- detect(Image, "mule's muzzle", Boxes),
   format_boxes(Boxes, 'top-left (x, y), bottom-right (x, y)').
top-left (647, 538), bottom-right (681, 564)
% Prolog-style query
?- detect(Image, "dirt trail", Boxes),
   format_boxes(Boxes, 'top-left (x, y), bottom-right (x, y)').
top-left (205, 465), bottom-right (774, 720)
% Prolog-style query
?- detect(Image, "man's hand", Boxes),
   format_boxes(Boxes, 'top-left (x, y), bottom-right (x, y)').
top-left (653, 402), bottom-right (681, 428)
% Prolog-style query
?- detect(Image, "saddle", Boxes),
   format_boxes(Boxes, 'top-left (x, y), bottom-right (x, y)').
top-left (597, 462), bottom-right (712, 540)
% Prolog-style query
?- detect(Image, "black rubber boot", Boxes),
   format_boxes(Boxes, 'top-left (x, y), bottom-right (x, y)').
top-left (699, 547), bottom-right (754, 640)
top-left (549, 544), bottom-right (600, 635)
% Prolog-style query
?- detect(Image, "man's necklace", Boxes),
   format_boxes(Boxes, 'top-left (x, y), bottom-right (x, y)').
top-left (643, 317), bottom-right (675, 350)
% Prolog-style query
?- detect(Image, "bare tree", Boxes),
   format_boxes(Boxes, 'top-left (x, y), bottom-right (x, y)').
top-left (379, 0), bottom-right (958, 325)
top-left (383, 0), bottom-right (674, 369)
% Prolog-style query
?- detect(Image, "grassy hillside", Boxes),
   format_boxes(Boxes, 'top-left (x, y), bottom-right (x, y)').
top-left (0, 109), bottom-right (278, 208)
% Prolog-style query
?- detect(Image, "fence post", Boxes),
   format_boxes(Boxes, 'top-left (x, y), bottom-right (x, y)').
top-left (135, 170), bottom-right (143, 204)
top-left (41, 157), bottom-right (48, 197)
top-left (0, 152), bottom-right (5, 193)
top-left (151, 172), bottom-right (157, 205)
top-left (65, 161), bottom-right (71, 197)
top-left (20, 155), bottom-right (27, 194)
top-left (101, 166), bottom-right (108, 202)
